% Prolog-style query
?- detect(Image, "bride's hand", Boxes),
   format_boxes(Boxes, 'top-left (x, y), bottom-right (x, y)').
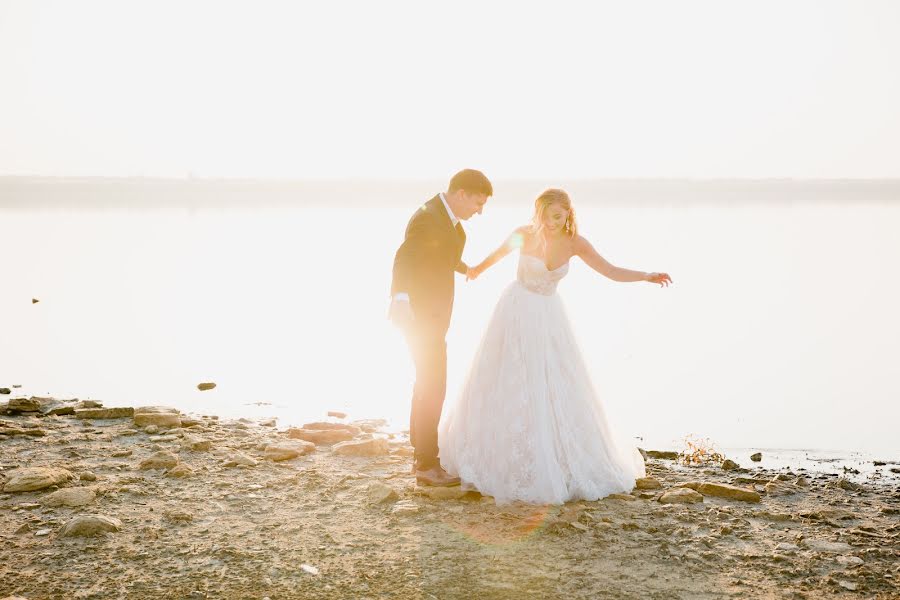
top-left (645, 272), bottom-right (672, 287)
top-left (466, 266), bottom-right (481, 281)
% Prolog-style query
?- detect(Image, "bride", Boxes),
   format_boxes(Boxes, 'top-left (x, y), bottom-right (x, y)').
top-left (437, 188), bottom-right (672, 505)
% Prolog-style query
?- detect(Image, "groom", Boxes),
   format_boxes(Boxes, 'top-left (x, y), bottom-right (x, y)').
top-left (390, 169), bottom-right (492, 486)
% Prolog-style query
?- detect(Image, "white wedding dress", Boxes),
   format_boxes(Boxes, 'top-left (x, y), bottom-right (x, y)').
top-left (438, 252), bottom-right (646, 505)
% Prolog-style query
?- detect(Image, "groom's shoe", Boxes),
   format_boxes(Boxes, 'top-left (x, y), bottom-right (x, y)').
top-left (415, 466), bottom-right (461, 487)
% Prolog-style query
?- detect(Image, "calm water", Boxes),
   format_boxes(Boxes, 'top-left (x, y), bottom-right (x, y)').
top-left (2, 179), bottom-right (899, 461)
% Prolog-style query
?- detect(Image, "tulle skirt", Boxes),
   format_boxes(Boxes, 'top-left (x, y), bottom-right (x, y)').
top-left (438, 281), bottom-right (646, 505)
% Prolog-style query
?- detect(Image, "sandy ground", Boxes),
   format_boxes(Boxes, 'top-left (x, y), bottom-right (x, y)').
top-left (1, 398), bottom-right (898, 600)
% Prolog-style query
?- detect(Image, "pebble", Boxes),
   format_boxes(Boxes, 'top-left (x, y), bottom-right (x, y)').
top-left (223, 453), bottom-right (258, 468)
top-left (331, 438), bottom-right (389, 457)
top-left (802, 539), bottom-right (853, 553)
top-left (264, 442), bottom-right (314, 462)
top-left (697, 482), bottom-right (761, 503)
top-left (2, 467), bottom-right (76, 493)
top-left (367, 482), bottom-right (400, 504)
top-left (59, 514), bottom-right (123, 537)
top-left (139, 451), bottom-right (180, 470)
top-left (43, 487), bottom-right (97, 507)
top-left (166, 464), bottom-right (195, 478)
top-left (288, 427), bottom-right (357, 445)
top-left (605, 493), bottom-right (637, 501)
top-left (658, 488), bottom-right (703, 504)
top-left (635, 477), bottom-right (662, 490)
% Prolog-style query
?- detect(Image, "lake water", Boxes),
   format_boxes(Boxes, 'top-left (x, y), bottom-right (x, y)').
top-left (2, 179), bottom-right (899, 462)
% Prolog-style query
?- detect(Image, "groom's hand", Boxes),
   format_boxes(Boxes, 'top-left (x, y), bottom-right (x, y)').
top-left (388, 297), bottom-right (415, 329)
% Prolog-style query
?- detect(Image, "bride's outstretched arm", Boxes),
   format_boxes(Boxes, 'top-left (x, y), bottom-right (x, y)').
top-left (574, 235), bottom-right (672, 286)
top-left (467, 226), bottom-right (530, 280)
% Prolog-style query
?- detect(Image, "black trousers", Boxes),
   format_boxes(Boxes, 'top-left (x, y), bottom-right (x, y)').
top-left (404, 326), bottom-right (447, 470)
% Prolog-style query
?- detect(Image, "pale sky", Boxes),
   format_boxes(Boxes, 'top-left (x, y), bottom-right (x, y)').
top-left (1, 0), bottom-right (899, 179)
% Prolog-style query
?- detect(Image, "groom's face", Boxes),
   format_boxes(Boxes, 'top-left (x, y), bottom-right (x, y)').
top-left (456, 191), bottom-right (489, 220)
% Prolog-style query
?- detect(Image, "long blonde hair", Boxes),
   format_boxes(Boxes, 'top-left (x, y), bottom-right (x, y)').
top-left (530, 189), bottom-right (578, 245)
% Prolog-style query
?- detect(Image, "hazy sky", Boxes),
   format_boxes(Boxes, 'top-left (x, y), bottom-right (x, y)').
top-left (1, 0), bottom-right (898, 179)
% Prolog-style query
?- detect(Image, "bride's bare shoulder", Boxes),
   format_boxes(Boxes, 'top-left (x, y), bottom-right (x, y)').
top-left (511, 225), bottom-right (534, 247)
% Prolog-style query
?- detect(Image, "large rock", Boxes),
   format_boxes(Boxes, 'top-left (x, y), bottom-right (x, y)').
top-left (646, 450), bottom-right (679, 460)
top-left (165, 464), bottom-right (194, 478)
top-left (367, 482), bottom-right (400, 504)
top-left (750, 452), bottom-right (762, 462)
top-left (832, 477), bottom-right (862, 492)
top-left (75, 407), bottom-right (134, 419)
top-left (264, 441), bottom-right (315, 461)
top-left (43, 487), bottom-right (97, 507)
top-left (678, 481), bottom-right (703, 491)
top-left (287, 427), bottom-right (356, 445)
top-left (659, 488), bottom-right (704, 504)
top-left (3, 467), bottom-right (76, 492)
top-left (181, 435), bottom-right (212, 451)
top-left (697, 482), bottom-right (761, 503)
top-left (721, 459), bottom-right (740, 471)
top-left (802, 539), bottom-right (853, 553)
top-left (76, 400), bottom-right (103, 409)
top-left (133, 407), bottom-right (182, 429)
top-left (223, 452), bottom-right (258, 468)
top-left (6, 397), bottom-right (41, 413)
top-left (301, 421), bottom-right (362, 434)
top-left (605, 493), bottom-right (637, 501)
top-left (138, 451), bottom-right (179, 470)
top-left (331, 438), bottom-right (390, 457)
top-left (0, 424), bottom-right (46, 437)
top-left (40, 399), bottom-right (77, 416)
top-left (351, 418), bottom-right (389, 433)
top-left (764, 482), bottom-right (804, 497)
top-left (59, 514), bottom-right (122, 537)
top-left (635, 477), bottom-right (662, 490)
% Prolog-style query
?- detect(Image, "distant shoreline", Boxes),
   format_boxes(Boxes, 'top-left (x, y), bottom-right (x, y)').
top-left (2, 176), bottom-right (899, 208)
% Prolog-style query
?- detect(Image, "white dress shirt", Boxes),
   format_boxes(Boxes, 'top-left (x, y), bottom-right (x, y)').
top-left (393, 193), bottom-right (458, 303)
top-left (439, 192), bottom-right (459, 227)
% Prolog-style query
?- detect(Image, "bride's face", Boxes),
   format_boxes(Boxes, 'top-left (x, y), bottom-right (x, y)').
top-left (542, 203), bottom-right (570, 234)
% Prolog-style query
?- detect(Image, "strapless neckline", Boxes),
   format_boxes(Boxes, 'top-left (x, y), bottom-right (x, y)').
top-left (520, 252), bottom-right (570, 273)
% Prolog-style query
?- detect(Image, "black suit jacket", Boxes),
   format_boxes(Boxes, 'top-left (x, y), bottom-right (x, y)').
top-left (391, 195), bottom-right (467, 337)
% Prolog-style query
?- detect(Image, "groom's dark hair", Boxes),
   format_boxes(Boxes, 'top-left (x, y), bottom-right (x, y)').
top-left (448, 169), bottom-right (493, 197)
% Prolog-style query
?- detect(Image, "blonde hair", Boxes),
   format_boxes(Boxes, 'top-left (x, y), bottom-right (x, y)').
top-left (531, 188), bottom-right (578, 241)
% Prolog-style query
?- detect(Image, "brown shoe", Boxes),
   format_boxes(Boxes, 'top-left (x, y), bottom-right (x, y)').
top-left (415, 466), bottom-right (461, 487)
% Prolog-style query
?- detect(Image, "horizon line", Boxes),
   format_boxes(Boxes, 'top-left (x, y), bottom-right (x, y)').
top-left (3, 175), bottom-right (900, 184)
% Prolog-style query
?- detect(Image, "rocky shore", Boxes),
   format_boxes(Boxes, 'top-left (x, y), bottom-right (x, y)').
top-left (1, 395), bottom-right (898, 599)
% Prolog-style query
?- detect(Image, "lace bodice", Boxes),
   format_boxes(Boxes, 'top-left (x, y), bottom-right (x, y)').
top-left (516, 253), bottom-right (569, 295)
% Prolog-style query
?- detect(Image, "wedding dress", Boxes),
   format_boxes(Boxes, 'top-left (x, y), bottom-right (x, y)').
top-left (438, 252), bottom-right (646, 505)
